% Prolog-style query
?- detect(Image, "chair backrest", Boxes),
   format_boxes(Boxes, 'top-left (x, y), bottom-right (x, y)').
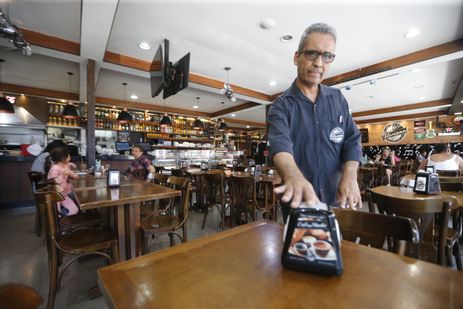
top-left (151, 173), bottom-right (169, 186)
top-left (232, 166), bottom-right (247, 172)
top-left (28, 171), bottom-right (45, 192)
top-left (230, 175), bottom-right (256, 224)
top-left (170, 168), bottom-right (184, 177)
top-left (368, 189), bottom-right (454, 265)
top-left (440, 182), bottom-right (463, 192)
top-left (436, 170), bottom-right (461, 177)
top-left (333, 208), bottom-right (419, 254)
top-left (34, 186), bottom-right (64, 240)
top-left (132, 168), bottom-right (148, 180)
top-left (154, 165), bottom-right (165, 174)
top-left (204, 172), bottom-right (224, 203)
top-left (399, 160), bottom-right (413, 175)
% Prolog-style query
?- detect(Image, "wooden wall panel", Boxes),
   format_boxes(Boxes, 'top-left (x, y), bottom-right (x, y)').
top-left (357, 115), bottom-right (462, 146)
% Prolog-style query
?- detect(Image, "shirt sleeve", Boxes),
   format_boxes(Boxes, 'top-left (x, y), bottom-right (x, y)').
top-left (142, 156), bottom-right (153, 169)
top-left (339, 93), bottom-right (362, 163)
top-left (267, 100), bottom-right (294, 158)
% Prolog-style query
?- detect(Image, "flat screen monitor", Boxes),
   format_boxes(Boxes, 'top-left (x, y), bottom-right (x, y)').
top-left (115, 142), bottom-right (130, 152)
top-left (137, 142), bottom-right (152, 152)
top-left (163, 52), bottom-right (190, 99)
top-left (150, 41), bottom-right (165, 98)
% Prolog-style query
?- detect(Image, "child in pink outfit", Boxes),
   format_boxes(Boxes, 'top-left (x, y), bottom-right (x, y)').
top-left (47, 147), bottom-right (79, 216)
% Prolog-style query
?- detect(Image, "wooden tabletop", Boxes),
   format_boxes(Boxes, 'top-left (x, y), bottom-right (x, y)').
top-left (370, 185), bottom-right (463, 206)
top-left (98, 221), bottom-right (463, 309)
top-left (74, 181), bottom-right (180, 210)
top-left (403, 173), bottom-right (463, 183)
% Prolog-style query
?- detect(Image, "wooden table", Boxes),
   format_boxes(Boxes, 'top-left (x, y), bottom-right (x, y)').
top-left (370, 185), bottom-right (463, 207)
top-left (403, 173), bottom-right (463, 183)
top-left (73, 177), bottom-right (181, 260)
top-left (98, 221), bottom-right (463, 309)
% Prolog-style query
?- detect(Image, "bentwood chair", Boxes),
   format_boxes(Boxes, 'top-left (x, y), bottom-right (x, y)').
top-left (368, 189), bottom-right (455, 266)
top-left (203, 172), bottom-right (225, 230)
top-left (34, 187), bottom-right (118, 309)
top-left (141, 179), bottom-right (191, 253)
top-left (28, 171), bottom-right (46, 236)
top-left (333, 208), bottom-right (419, 255)
top-left (230, 175), bottom-right (259, 227)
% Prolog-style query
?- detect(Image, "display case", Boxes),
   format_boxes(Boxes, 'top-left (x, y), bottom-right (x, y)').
top-left (151, 148), bottom-right (243, 169)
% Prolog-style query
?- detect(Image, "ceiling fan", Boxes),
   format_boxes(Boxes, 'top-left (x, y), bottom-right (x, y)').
top-left (220, 67), bottom-right (237, 102)
top-left (0, 10), bottom-right (32, 56)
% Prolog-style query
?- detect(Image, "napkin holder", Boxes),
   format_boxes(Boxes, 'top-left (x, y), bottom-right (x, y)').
top-left (281, 206), bottom-right (343, 276)
top-left (107, 169), bottom-right (121, 187)
top-left (414, 171), bottom-right (440, 194)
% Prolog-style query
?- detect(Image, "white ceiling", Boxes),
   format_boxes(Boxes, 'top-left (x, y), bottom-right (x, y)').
top-left (0, 0), bottom-right (462, 125)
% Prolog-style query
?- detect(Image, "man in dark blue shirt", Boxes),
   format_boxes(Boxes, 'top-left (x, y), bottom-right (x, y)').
top-left (268, 23), bottom-right (362, 217)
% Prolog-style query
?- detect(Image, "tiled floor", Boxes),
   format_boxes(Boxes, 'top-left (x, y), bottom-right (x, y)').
top-left (0, 203), bottom-right (258, 309)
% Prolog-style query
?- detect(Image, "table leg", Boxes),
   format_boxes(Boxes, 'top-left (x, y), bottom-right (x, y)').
top-left (125, 202), bottom-right (141, 259)
top-left (116, 205), bottom-right (126, 261)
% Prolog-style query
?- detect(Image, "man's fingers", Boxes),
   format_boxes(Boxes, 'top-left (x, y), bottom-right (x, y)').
top-left (347, 195), bottom-right (356, 210)
top-left (337, 195), bottom-right (347, 209)
top-left (290, 187), bottom-right (302, 208)
top-left (273, 184), bottom-right (286, 194)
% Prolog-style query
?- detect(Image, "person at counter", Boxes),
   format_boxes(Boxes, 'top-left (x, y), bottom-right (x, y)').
top-left (30, 140), bottom-right (67, 173)
top-left (125, 144), bottom-right (156, 180)
top-left (375, 147), bottom-right (395, 185)
top-left (418, 143), bottom-right (463, 171)
top-left (47, 147), bottom-right (80, 216)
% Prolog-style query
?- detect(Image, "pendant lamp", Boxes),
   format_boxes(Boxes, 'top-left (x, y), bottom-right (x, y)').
top-left (0, 59), bottom-right (14, 113)
top-left (218, 118), bottom-right (227, 131)
top-left (62, 72), bottom-right (79, 118)
top-left (160, 114), bottom-right (172, 126)
top-left (117, 82), bottom-right (133, 122)
top-left (192, 97), bottom-right (204, 129)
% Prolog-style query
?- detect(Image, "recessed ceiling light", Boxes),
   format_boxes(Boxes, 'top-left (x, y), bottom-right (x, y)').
top-left (280, 34), bottom-right (293, 42)
top-left (246, 125), bottom-right (250, 128)
top-left (20, 93), bottom-right (24, 96)
top-left (112, 106), bottom-right (116, 109)
top-left (455, 112), bottom-right (462, 115)
top-left (231, 114), bottom-right (236, 117)
top-left (130, 94), bottom-right (138, 100)
top-left (404, 29), bottom-right (421, 39)
top-left (413, 85), bottom-right (424, 89)
top-left (460, 100), bottom-right (463, 104)
top-left (138, 41), bottom-right (151, 50)
top-left (193, 105), bottom-right (199, 109)
top-left (418, 96), bottom-right (427, 100)
top-left (60, 99), bottom-right (66, 103)
top-left (269, 80), bottom-right (277, 86)
top-left (411, 68), bottom-right (421, 73)
top-left (260, 18), bottom-right (276, 29)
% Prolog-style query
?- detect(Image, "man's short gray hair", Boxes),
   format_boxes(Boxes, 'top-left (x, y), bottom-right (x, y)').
top-left (298, 23), bottom-right (337, 52)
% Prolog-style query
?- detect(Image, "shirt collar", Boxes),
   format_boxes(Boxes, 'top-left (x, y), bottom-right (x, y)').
top-left (286, 79), bottom-right (329, 103)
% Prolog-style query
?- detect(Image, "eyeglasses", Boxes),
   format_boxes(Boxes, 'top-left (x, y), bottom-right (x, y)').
top-left (298, 49), bottom-right (336, 64)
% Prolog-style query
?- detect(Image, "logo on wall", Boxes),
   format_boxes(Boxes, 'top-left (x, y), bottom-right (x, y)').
top-left (381, 122), bottom-right (408, 143)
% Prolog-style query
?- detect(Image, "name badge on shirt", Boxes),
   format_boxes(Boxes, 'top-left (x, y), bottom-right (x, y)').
top-left (329, 127), bottom-right (344, 143)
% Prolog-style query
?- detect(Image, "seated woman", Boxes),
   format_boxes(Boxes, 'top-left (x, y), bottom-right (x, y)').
top-left (375, 147), bottom-right (395, 185)
top-left (125, 144), bottom-right (156, 180)
top-left (419, 143), bottom-right (463, 171)
top-left (47, 147), bottom-right (80, 216)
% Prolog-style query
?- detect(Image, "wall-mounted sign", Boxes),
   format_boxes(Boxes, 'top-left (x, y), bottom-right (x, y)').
top-left (381, 122), bottom-right (408, 143)
top-left (414, 120), bottom-right (425, 127)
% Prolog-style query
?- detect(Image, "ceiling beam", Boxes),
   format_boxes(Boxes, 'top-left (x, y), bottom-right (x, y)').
top-left (352, 98), bottom-right (452, 118)
top-left (103, 51), bottom-right (152, 72)
top-left (0, 82), bottom-right (79, 101)
top-left (20, 28), bottom-right (80, 55)
top-left (355, 110), bottom-right (447, 125)
top-left (210, 102), bottom-right (261, 118)
top-left (323, 38), bottom-right (463, 86)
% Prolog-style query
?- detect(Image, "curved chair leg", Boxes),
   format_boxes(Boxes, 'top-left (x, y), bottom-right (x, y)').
top-left (57, 252), bottom-right (112, 289)
top-left (201, 204), bottom-right (209, 230)
top-left (47, 249), bottom-right (59, 309)
top-left (453, 242), bottom-right (462, 271)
